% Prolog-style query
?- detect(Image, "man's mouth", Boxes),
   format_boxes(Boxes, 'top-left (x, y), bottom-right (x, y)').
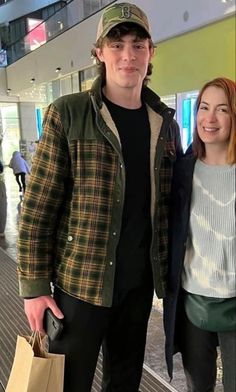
top-left (120, 67), bottom-right (137, 72)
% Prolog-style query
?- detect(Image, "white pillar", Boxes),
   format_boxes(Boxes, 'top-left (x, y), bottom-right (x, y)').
top-left (18, 102), bottom-right (38, 141)
top-left (18, 102), bottom-right (38, 165)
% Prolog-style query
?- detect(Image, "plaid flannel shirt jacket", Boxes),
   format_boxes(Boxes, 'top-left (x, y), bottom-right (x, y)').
top-left (17, 76), bottom-right (182, 306)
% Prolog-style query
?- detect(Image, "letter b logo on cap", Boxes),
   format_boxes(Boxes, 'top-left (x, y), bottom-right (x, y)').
top-left (121, 6), bottom-right (131, 19)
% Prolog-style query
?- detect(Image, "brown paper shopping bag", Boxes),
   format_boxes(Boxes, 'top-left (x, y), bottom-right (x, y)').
top-left (6, 332), bottom-right (65, 392)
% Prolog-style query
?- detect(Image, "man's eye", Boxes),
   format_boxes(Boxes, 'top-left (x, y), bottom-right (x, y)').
top-left (134, 44), bottom-right (144, 49)
top-left (110, 43), bottom-right (121, 49)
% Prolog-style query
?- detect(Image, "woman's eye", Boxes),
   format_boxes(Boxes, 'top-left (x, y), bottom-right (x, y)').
top-left (217, 107), bottom-right (228, 113)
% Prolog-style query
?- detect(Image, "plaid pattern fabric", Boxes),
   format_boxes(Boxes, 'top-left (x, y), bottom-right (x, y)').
top-left (18, 77), bottom-right (182, 306)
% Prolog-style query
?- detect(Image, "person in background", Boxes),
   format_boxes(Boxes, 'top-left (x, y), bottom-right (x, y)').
top-left (164, 77), bottom-right (236, 392)
top-left (17, 3), bottom-right (182, 391)
top-left (9, 151), bottom-right (30, 193)
top-left (28, 141), bottom-right (37, 168)
top-left (0, 160), bottom-right (7, 237)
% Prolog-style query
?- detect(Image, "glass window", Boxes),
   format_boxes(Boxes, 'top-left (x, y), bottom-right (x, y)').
top-left (176, 91), bottom-right (198, 151)
top-left (60, 75), bottom-right (72, 96)
top-left (84, 0), bottom-right (114, 17)
top-left (72, 72), bottom-right (80, 93)
top-left (160, 94), bottom-right (176, 112)
top-left (0, 103), bottom-right (20, 165)
top-left (80, 65), bottom-right (97, 92)
top-left (51, 79), bottom-right (61, 100)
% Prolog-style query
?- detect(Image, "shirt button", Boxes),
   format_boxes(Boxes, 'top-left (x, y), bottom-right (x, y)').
top-left (120, 164), bottom-right (123, 168)
top-left (109, 262), bottom-right (113, 266)
top-left (112, 231), bottom-right (117, 236)
top-left (68, 235), bottom-right (73, 242)
top-left (116, 199), bottom-right (120, 203)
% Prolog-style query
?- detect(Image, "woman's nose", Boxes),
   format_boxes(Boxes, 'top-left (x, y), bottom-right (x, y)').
top-left (206, 110), bottom-right (217, 121)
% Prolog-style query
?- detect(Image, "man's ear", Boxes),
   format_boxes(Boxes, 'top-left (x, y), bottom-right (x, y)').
top-left (149, 46), bottom-right (155, 61)
top-left (95, 48), bottom-right (104, 62)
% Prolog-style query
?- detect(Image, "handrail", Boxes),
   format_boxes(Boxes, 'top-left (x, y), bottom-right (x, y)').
top-left (5, 0), bottom-right (116, 66)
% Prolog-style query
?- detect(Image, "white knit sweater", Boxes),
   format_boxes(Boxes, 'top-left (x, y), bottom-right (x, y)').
top-left (182, 160), bottom-right (236, 298)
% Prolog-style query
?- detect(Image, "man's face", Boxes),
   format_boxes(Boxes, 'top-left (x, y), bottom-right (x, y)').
top-left (96, 33), bottom-right (153, 92)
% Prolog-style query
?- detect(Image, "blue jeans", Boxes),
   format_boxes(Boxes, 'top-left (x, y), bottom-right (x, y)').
top-left (180, 311), bottom-right (236, 392)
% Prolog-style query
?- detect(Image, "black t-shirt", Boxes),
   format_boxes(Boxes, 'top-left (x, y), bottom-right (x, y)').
top-left (103, 95), bottom-right (153, 304)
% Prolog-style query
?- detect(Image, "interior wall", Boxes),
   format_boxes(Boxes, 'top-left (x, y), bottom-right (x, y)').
top-left (5, 0), bottom-right (235, 96)
top-left (149, 16), bottom-right (235, 96)
top-left (133, 0), bottom-right (235, 43)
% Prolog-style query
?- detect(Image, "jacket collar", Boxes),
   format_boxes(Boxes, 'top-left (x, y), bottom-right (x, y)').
top-left (89, 76), bottom-right (175, 118)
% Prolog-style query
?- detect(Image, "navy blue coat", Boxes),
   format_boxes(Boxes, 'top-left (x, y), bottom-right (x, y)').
top-left (163, 154), bottom-right (196, 379)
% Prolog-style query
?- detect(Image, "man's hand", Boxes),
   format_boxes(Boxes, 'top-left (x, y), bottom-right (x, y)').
top-left (24, 295), bottom-right (64, 333)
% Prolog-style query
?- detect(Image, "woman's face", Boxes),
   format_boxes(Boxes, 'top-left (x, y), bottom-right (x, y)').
top-left (197, 86), bottom-right (231, 148)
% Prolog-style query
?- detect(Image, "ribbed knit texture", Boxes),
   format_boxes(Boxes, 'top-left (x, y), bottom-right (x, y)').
top-left (182, 160), bottom-right (236, 298)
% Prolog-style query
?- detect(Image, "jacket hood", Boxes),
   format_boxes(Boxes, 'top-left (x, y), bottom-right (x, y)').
top-left (12, 151), bottom-right (21, 157)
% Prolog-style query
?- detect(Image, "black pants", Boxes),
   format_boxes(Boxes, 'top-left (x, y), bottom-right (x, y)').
top-left (49, 285), bottom-right (153, 392)
top-left (180, 311), bottom-right (236, 392)
top-left (15, 172), bottom-right (26, 192)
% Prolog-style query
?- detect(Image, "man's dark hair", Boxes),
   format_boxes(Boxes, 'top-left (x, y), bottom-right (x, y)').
top-left (91, 22), bottom-right (154, 85)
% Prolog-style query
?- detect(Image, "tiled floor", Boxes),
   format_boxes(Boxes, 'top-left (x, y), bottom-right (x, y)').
top-left (0, 167), bottom-right (223, 391)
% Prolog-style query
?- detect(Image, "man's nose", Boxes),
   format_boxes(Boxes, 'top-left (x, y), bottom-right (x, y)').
top-left (122, 47), bottom-right (136, 61)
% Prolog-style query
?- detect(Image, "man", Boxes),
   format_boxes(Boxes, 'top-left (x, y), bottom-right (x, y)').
top-left (18, 3), bottom-right (182, 391)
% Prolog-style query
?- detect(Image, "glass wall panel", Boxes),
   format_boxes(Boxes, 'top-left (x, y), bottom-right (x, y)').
top-left (80, 65), bottom-right (97, 92)
top-left (160, 94), bottom-right (176, 112)
top-left (6, 0), bottom-right (115, 64)
top-left (161, 92), bottom-right (199, 151)
top-left (60, 75), bottom-right (72, 96)
top-left (72, 72), bottom-right (80, 93)
top-left (51, 79), bottom-right (61, 100)
top-left (0, 103), bottom-right (20, 165)
top-left (84, 0), bottom-right (114, 18)
top-left (176, 91), bottom-right (198, 151)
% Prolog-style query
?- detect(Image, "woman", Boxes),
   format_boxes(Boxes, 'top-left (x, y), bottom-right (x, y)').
top-left (164, 77), bottom-right (236, 391)
top-left (0, 160), bottom-right (7, 237)
top-left (9, 151), bottom-right (30, 193)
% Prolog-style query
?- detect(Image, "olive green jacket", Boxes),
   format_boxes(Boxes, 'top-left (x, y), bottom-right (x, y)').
top-left (18, 76), bottom-right (182, 306)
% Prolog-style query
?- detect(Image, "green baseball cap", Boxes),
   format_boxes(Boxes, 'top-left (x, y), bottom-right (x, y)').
top-left (96, 2), bottom-right (151, 41)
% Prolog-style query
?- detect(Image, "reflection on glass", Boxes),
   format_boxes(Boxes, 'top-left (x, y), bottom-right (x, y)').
top-left (6, 0), bottom-right (115, 65)
top-left (80, 65), bottom-right (98, 92)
